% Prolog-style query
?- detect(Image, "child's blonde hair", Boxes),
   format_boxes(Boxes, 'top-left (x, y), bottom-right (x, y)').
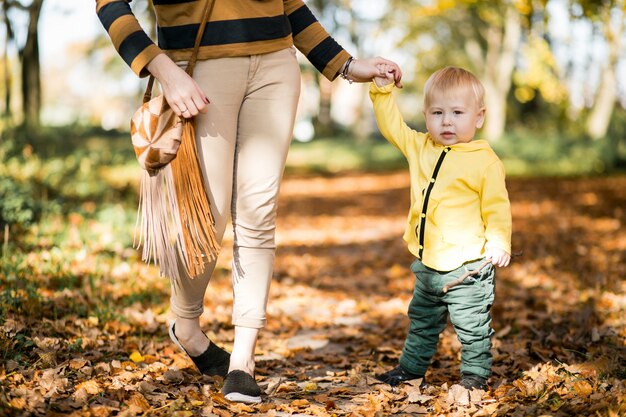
top-left (423, 66), bottom-right (485, 108)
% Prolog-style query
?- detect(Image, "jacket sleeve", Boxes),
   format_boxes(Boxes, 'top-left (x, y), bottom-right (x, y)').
top-left (480, 159), bottom-right (512, 254)
top-left (283, 0), bottom-right (351, 81)
top-left (369, 82), bottom-right (419, 157)
top-left (95, 0), bottom-right (163, 77)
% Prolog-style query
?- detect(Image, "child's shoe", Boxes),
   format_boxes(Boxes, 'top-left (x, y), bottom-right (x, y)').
top-left (376, 365), bottom-right (426, 387)
top-left (459, 373), bottom-right (487, 390)
top-left (222, 370), bottom-right (262, 403)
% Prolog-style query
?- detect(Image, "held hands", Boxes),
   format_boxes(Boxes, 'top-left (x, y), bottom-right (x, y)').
top-left (349, 57), bottom-right (403, 88)
top-left (373, 63), bottom-right (396, 88)
top-left (146, 54), bottom-right (209, 119)
top-left (486, 248), bottom-right (511, 267)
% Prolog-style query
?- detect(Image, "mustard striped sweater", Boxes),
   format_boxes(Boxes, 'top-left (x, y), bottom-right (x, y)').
top-left (95, 0), bottom-right (352, 80)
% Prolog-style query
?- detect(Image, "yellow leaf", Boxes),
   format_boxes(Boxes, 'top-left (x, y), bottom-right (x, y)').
top-left (76, 379), bottom-right (101, 395)
top-left (573, 380), bottom-right (593, 397)
top-left (303, 382), bottom-right (318, 392)
top-left (172, 412), bottom-right (193, 417)
top-left (129, 351), bottom-right (145, 363)
top-left (290, 399), bottom-right (310, 407)
top-left (9, 397), bottom-right (26, 410)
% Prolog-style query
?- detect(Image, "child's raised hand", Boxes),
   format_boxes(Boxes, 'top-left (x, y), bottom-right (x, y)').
top-left (374, 64), bottom-right (394, 87)
top-left (486, 248), bottom-right (511, 267)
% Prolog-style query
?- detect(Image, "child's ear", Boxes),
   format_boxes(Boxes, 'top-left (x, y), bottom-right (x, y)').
top-left (475, 108), bottom-right (486, 128)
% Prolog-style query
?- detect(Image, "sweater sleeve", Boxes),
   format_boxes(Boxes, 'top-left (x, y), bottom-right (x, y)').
top-left (480, 159), bottom-right (512, 254)
top-left (95, 0), bottom-right (163, 77)
top-left (369, 82), bottom-right (418, 157)
top-left (283, 0), bottom-right (351, 81)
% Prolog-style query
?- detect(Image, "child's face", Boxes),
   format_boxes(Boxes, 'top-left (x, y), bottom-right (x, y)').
top-left (423, 87), bottom-right (485, 146)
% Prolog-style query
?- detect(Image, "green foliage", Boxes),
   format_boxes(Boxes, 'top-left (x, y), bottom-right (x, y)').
top-left (0, 175), bottom-right (42, 229)
top-left (0, 126), bottom-right (138, 236)
top-left (492, 130), bottom-right (611, 176)
top-left (287, 132), bottom-right (625, 178)
top-left (287, 136), bottom-right (406, 175)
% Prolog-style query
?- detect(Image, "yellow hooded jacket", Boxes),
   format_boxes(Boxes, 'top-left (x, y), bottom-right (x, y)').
top-left (370, 83), bottom-right (512, 271)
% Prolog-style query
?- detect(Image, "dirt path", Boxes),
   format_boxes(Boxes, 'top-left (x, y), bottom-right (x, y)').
top-left (1, 172), bottom-right (624, 416)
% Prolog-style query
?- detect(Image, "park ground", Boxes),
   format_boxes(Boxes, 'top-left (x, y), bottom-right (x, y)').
top-left (1, 170), bottom-right (625, 416)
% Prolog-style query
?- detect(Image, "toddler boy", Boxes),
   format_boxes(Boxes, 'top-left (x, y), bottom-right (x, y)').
top-left (369, 66), bottom-right (512, 390)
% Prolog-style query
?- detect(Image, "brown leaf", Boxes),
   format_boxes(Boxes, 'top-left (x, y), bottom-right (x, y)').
top-left (402, 404), bottom-right (430, 414)
top-left (138, 381), bottom-right (158, 394)
top-left (5, 359), bottom-right (19, 372)
top-left (89, 405), bottom-right (115, 417)
top-left (2, 318), bottom-right (26, 336)
top-left (127, 392), bottom-right (151, 411)
top-left (163, 369), bottom-right (185, 384)
top-left (72, 388), bottom-right (90, 405)
top-left (446, 384), bottom-right (470, 406)
top-left (69, 358), bottom-right (89, 370)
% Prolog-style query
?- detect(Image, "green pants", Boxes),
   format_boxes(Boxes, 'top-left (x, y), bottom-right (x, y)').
top-left (399, 258), bottom-right (496, 379)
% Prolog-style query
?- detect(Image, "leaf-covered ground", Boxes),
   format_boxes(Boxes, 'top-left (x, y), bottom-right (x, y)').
top-left (1, 172), bottom-right (625, 416)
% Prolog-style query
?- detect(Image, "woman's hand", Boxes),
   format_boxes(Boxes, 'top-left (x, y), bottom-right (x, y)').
top-left (146, 54), bottom-right (209, 118)
top-left (348, 57), bottom-right (403, 88)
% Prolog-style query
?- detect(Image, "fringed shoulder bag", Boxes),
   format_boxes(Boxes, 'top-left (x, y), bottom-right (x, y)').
top-left (129, 0), bottom-right (219, 282)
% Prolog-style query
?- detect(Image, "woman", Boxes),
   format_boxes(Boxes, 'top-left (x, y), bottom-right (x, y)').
top-left (96, 0), bottom-right (402, 404)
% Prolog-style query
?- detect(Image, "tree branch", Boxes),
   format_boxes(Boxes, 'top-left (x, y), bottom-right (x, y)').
top-left (443, 251), bottom-right (523, 293)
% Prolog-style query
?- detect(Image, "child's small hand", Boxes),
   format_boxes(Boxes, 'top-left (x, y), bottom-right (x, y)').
top-left (374, 64), bottom-right (395, 87)
top-left (486, 248), bottom-right (511, 267)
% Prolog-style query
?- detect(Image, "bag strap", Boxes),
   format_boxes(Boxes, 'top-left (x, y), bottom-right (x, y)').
top-left (186, 0), bottom-right (215, 77)
top-left (143, 0), bottom-right (215, 103)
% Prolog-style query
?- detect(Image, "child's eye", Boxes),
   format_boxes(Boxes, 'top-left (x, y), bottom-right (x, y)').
top-left (454, 110), bottom-right (463, 115)
top-left (432, 111), bottom-right (443, 115)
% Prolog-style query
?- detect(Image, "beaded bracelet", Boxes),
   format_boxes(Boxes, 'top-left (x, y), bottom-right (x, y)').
top-left (340, 57), bottom-right (354, 83)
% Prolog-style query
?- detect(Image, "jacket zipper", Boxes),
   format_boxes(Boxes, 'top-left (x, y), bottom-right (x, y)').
top-left (416, 147), bottom-right (451, 259)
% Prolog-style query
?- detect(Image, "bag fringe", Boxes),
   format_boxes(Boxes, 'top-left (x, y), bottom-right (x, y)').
top-left (170, 119), bottom-right (220, 277)
top-left (134, 166), bottom-right (181, 282)
top-left (134, 119), bottom-right (219, 282)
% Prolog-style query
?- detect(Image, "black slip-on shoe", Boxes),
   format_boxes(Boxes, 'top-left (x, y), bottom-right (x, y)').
top-left (222, 370), bottom-right (262, 403)
top-left (168, 321), bottom-right (230, 377)
top-left (459, 373), bottom-right (488, 390)
top-left (375, 365), bottom-right (426, 388)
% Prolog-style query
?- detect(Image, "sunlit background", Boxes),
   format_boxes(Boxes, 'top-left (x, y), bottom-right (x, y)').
top-left (1, 1), bottom-right (625, 416)
top-left (3, 0), bottom-right (626, 149)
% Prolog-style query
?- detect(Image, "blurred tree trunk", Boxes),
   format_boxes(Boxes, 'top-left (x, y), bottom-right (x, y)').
top-left (308, 0), bottom-right (339, 137)
top-left (313, 75), bottom-right (334, 137)
top-left (345, 6), bottom-right (371, 142)
top-left (388, 0), bottom-right (528, 142)
top-left (585, 1), bottom-right (623, 140)
top-left (479, 5), bottom-right (522, 141)
top-left (1, 0), bottom-right (14, 123)
top-left (19, 0), bottom-right (44, 132)
top-left (445, 1), bottom-right (523, 141)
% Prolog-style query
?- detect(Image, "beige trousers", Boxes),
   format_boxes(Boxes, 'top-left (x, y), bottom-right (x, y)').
top-left (170, 47), bottom-right (301, 328)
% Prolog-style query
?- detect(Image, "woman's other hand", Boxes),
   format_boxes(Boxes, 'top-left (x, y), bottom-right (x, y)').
top-left (146, 54), bottom-right (210, 118)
